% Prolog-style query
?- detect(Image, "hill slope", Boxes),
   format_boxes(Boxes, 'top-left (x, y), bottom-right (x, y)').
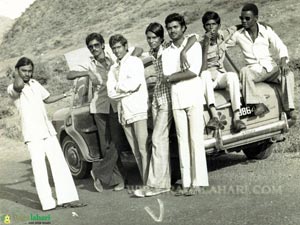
top-left (1, 0), bottom-right (300, 60)
top-left (0, 16), bottom-right (13, 44)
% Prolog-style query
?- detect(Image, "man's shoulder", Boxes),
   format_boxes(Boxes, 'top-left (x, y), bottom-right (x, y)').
top-left (127, 55), bottom-right (143, 64)
top-left (187, 41), bottom-right (202, 53)
top-left (29, 79), bottom-right (41, 86)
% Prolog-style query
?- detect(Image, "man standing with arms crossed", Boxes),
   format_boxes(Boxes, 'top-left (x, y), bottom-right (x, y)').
top-left (227, 3), bottom-right (295, 118)
top-left (161, 13), bottom-right (209, 196)
top-left (107, 34), bottom-right (150, 185)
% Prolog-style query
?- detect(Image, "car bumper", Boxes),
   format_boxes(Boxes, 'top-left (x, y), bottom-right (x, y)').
top-left (205, 112), bottom-right (289, 153)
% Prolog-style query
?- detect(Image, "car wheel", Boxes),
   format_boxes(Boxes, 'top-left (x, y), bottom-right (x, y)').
top-left (62, 136), bottom-right (91, 179)
top-left (242, 141), bottom-right (274, 160)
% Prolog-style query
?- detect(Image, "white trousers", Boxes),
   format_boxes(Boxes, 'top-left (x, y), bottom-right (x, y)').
top-left (27, 136), bottom-right (79, 210)
top-left (173, 104), bottom-right (209, 188)
top-left (122, 119), bottom-right (150, 184)
top-left (147, 102), bottom-right (173, 189)
top-left (202, 70), bottom-right (241, 111)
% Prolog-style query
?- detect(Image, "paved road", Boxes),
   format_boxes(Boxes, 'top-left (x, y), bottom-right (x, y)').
top-left (1, 140), bottom-right (300, 225)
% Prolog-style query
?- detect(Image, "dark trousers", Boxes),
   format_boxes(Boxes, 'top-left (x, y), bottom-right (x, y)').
top-left (92, 107), bottom-right (125, 187)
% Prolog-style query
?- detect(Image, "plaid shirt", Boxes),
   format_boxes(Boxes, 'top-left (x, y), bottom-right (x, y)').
top-left (150, 42), bottom-right (172, 107)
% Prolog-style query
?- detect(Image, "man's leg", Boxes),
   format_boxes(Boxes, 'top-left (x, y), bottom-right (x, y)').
top-left (187, 104), bottom-right (209, 187)
top-left (27, 140), bottom-right (56, 211)
top-left (240, 66), bottom-right (279, 116)
top-left (173, 108), bottom-right (191, 188)
top-left (201, 70), bottom-right (219, 129)
top-left (266, 70), bottom-right (295, 112)
top-left (132, 119), bottom-right (150, 184)
top-left (122, 123), bottom-right (143, 180)
top-left (147, 103), bottom-right (173, 189)
top-left (240, 66), bottom-right (278, 105)
top-left (92, 113), bottom-right (120, 187)
top-left (93, 113), bottom-right (109, 157)
top-left (45, 136), bottom-right (79, 205)
top-left (108, 108), bottom-right (125, 187)
top-left (216, 72), bottom-right (246, 132)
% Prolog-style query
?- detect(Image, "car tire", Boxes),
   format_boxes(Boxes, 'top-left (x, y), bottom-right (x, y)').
top-left (62, 136), bottom-right (91, 179)
top-left (242, 141), bottom-right (274, 160)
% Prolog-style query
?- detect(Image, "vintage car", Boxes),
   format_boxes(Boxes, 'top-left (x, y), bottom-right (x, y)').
top-left (52, 54), bottom-right (295, 179)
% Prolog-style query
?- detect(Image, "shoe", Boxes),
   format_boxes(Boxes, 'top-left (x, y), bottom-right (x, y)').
top-left (145, 188), bottom-right (170, 197)
top-left (57, 201), bottom-right (87, 209)
top-left (133, 186), bottom-right (150, 198)
top-left (174, 187), bottom-right (189, 196)
top-left (271, 134), bottom-right (286, 142)
top-left (90, 170), bottom-right (103, 192)
top-left (206, 117), bottom-right (220, 130)
top-left (184, 188), bottom-right (196, 196)
top-left (254, 103), bottom-right (269, 116)
top-left (233, 120), bottom-right (246, 133)
top-left (113, 182), bottom-right (125, 191)
top-left (286, 110), bottom-right (297, 120)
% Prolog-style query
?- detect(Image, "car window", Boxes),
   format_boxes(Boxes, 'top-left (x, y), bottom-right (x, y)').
top-left (73, 77), bottom-right (90, 107)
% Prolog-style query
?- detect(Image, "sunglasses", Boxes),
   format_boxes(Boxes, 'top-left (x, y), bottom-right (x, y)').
top-left (239, 16), bottom-right (251, 21)
top-left (88, 43), bottom-right (101, 50)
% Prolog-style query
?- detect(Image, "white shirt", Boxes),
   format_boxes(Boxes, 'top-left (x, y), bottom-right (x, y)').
top-left (162, 39), bottom-right (203, 109)
top-left (227, 23), bottom-right (289, 72)
top-left (64, 46), bottom-right (136, 114)
top-left (107, 52), bottom-right (148, 124)
top-left (78, 56), bottom-right (118, 114)
top-left (7, 79), bottom-right (57, 143)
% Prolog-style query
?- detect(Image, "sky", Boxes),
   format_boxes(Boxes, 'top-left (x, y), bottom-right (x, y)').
top-left (0, 0), bottom-right (36, 19)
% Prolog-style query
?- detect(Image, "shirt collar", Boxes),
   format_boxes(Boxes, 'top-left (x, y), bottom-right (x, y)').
top-left (170, 37), bottom-right (188, 49)
top-left (117, 51), bottom-right (131, 65)
top-left (149, 43), bottom-right (164, 58)
top-left (90, 55), bottom-right (113, 68)
top-left (240, 22), bottom-right (267, 37)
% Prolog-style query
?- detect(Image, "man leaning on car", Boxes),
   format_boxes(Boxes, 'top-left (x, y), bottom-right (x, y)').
top-left (67, 33), bottom-right (126, 192)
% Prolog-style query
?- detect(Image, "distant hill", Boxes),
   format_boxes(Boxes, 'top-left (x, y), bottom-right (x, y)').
top-left (0, 0), bottom-right (299, 61)
top-left (0, 16), bottom-right (13, 44)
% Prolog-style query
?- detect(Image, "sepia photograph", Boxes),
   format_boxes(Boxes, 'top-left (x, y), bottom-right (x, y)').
top-left (0, 0), bottom-right (299, 224)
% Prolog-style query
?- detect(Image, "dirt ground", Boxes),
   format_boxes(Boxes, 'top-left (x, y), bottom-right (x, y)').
top-left (1, 139), bottom-right (300, 225)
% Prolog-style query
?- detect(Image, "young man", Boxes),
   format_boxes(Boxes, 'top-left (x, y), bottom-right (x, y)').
top-left (67, 33), bottom-right (125, 192)
top-left (7, 57), bottom-right (85, 211)
top-left (161, 13), bottom-right (209, 196)
top-left (200, 11), bottom-right (246, 133)
top-left (227, 3), bottom-right (295, 118)
top-left (133, 23), bottom-right (199, 197)
top-left (107, 34), bottom-right (150, 185)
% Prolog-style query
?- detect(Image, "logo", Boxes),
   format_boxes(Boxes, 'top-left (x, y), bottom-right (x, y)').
top-left (0, 214), bottom-right (51, 224)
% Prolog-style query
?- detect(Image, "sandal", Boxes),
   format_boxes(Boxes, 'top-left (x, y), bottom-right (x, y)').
top-left (58, 202), bottom-right (87, 209)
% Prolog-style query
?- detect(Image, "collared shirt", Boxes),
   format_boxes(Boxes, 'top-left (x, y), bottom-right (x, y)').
top-left (227, 23), bottom-right (289, 72)
top-left (162, 38), bottom-right (203, 109)
top-left (149, 42), bottom-right (172, 107)
top-left (107, 52), bottom-right (148, 124)
top-left (7, 79), bottom-right (57, 143)
top-left (78, 56), bottom-right (118, 114)
top-left (201, 26), bottom-right (238, 73)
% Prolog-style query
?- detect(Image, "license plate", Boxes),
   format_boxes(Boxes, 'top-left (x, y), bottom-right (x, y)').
top-left (239, 105), bottom-right (255, 118)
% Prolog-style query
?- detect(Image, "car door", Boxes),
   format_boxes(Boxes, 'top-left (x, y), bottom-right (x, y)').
top-left (65, 76), bottom-right (100, 160)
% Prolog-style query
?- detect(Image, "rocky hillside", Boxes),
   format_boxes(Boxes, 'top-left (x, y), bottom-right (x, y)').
top-left (1, 0), bottom-right (300, 61)
top-left (0, 16), bottom-right (13, 44)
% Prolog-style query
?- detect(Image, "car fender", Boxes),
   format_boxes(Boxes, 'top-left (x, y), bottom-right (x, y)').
top-left (63, 112), bottom-right (95, 162)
